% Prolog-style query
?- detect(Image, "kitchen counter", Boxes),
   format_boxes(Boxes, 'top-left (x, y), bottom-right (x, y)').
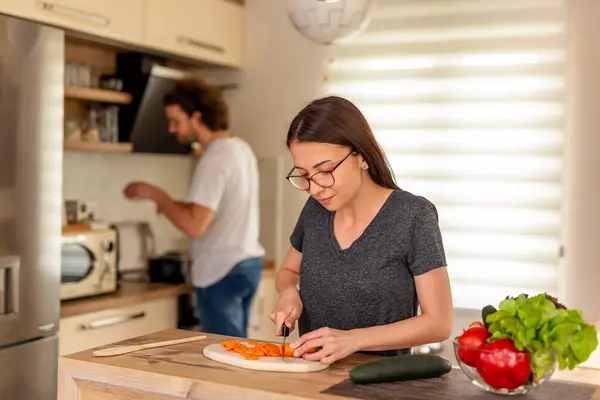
top-left (60, 281), bottom-right (193, 319)
top-left (60, 259), bottom-right (276, 319)
top-left (58, 329), bottom-right (600, 400)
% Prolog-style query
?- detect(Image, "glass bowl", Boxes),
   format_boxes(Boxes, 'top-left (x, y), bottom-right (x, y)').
top-left (452, 338), bottom-right (556, 396)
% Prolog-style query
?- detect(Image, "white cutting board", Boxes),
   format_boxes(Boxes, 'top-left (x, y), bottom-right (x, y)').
top-left (202, 342), bottom-right (329, 373)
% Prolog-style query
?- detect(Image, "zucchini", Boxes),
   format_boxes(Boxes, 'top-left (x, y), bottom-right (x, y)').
top-left (482, 305), bottom-right (497, 330)
top-left (349, 354), bottom-right (452, 384)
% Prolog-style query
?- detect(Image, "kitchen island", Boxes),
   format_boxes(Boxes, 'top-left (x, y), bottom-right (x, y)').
top-left (58, 329), bottom-right (600, 399)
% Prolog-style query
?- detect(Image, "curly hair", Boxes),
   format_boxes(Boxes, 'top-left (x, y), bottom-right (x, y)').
top-left (163, 77), bottom-right (229, 131)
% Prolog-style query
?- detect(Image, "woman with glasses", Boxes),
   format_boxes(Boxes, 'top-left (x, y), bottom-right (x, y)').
top-left (270, 96), bottom-right (453, 364)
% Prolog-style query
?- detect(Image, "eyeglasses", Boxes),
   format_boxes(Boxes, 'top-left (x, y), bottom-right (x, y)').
top-left (285, 151), bottom-right (354, 191)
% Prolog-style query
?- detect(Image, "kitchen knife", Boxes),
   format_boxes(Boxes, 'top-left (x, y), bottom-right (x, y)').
top-left (281, 325), bottom-right (290, 360)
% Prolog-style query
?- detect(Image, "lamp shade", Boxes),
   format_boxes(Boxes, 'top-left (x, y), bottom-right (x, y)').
top-left (287, 0), bottom-right (375, 45)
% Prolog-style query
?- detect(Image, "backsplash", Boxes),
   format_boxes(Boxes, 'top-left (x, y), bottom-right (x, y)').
top-left (63, 151), bottom-right (194, 255)
top-left (63, 151), bottom-right (279, 263)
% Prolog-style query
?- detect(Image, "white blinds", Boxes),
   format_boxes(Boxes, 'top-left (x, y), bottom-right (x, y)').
top-left (322, 0), bottom-right (566, 310)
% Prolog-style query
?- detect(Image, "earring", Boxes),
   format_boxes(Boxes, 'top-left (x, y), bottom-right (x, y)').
top-left (362, 163), bottom-right (368, 170)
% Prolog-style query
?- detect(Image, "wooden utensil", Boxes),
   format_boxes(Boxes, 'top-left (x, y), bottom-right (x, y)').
top-left (92, 335), bottom-right (207, 357)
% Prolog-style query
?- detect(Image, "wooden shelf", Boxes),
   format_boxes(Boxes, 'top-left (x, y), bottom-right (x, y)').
top-left (64, 141), bottom-right (132, 153)
top-left (64, 86), bottom-right (132, 104)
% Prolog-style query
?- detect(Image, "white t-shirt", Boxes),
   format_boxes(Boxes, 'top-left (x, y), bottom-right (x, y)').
top-left (187, 137), bottom-right (265, 288)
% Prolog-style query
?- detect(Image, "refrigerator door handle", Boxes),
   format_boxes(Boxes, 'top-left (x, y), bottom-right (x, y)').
top-left (0, 255), bottom-right (19, 319)
top-left (78, 311), bottom-right (146, 331)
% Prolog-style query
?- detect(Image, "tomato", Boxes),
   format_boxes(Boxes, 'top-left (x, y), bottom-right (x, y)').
top-left (476, 338), bottom-right (531, 390)
top-left (468, 322), bottom-right (485, 330)
top-left (457, 326), bottom-right (491, 367)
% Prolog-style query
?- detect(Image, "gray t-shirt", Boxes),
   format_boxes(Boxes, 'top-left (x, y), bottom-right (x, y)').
top-left (290, 189), bottom-right (447, 356)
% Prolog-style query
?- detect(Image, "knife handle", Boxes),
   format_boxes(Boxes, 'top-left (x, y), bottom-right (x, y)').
top-left (282, 325), bottom-right (290, 337)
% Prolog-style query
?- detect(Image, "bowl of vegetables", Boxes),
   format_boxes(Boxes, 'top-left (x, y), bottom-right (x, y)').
top-left (453, 293), bottom-right (599, 396)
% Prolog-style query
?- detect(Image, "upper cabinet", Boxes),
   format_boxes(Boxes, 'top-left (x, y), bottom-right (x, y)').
top-left (143, 0), bottom-right (243, 68)
top-left (0, 0), bottom-right (244, 68)
top-left (0, 0), bottom-right (143, 45)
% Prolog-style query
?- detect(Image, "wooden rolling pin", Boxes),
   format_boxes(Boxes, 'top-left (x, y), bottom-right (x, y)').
top-left (92, 335), bottom-right (207, 357)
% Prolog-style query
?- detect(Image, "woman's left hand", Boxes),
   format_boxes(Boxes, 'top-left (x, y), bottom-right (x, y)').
top-left (290, 327), bottom-right (361, 364)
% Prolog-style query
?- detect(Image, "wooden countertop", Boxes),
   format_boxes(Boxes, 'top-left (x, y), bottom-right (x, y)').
top-left (60, 282), bottom-right (193, 319)
top-left (58, 329), bottom-right (600, 400)
top-left (60, 260), bottom-right (276, 319)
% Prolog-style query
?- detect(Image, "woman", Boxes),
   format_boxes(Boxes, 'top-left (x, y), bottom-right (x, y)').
top-left (270, 96), bottom-right (453, 365)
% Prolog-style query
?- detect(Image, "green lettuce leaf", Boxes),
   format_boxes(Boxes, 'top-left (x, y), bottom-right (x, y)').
top-left (484, 293), bottom-right (599, 379)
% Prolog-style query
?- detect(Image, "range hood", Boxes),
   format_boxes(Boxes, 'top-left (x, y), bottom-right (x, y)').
top-left (117, 54), bottom-right (192, 155)
top-left (116, 53), bottom-right (240, 155)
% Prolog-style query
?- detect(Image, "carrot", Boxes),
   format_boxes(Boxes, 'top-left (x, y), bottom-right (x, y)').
top-left (220, 339), bottom-right (305, 360)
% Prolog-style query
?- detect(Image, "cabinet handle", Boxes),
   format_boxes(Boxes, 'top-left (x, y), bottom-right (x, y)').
top-left (79, 311), bottom-right (146, 330)
top-left (37, 1), bottom-right (110, 26)
top-left (176, 35), bottom-right (225, 54)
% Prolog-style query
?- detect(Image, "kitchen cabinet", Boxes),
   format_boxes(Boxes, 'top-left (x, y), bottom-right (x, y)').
top-left (143, 0), bottom-right (243, 68)
top-left (0, 0), bottom-right (143, 45)
top-left (58, 297), bottom-right (177, 356)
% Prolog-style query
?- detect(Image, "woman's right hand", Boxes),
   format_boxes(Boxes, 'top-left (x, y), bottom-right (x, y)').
top-left (270, 288), bottom-right (303, 336)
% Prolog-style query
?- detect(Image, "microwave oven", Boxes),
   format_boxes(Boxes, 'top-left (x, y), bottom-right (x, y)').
top-left (60, 229), bottom-right (118, 301)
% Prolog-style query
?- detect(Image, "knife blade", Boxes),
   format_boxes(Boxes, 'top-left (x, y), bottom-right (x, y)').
top-left (281, 325), bottom-right (290, 360)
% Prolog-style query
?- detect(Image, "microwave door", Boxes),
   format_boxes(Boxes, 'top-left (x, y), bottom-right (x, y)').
top-left (0, 15), bottom-right (63, 400)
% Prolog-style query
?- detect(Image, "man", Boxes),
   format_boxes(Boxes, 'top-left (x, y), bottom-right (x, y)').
top-left (124, 77), bottom-right (265, 338)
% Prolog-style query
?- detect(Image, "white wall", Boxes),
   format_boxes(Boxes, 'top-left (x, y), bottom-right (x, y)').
top-left (228, 0), bottom-right (326, 265)
top-left (562, 0), bottom-right (600, 323)
top-left (62, 152), bottom-right (193, 254)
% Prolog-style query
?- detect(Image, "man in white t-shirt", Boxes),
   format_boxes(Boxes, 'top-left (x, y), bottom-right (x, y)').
top-left (123, 78), bottom-right (265, 338)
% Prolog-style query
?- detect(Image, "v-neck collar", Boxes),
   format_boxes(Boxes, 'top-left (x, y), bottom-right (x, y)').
top-left (327, 190), bottom-right (398, 257)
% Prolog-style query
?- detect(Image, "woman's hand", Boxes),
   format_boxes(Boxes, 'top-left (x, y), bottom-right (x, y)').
top-left (290, 327), bottom-right (361, 365)
top-left (270, 288), bottom-right (303, 335)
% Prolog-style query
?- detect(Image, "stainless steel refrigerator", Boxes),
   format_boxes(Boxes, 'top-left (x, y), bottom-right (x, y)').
top-left (0, 13), bottom-right (64, 400)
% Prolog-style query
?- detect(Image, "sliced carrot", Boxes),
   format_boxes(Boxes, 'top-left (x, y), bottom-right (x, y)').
top-left (220, 339), bottom-right (297, 359)
top-left (283, 344), bottom-right (295, 357)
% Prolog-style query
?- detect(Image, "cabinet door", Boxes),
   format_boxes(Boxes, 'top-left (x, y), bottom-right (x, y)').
top-left (0, 0), bottom-right (143, 44)
top-left (58, 297), bottom-right (177, 356)
top-left (144, 0), bottom-right (243, 68)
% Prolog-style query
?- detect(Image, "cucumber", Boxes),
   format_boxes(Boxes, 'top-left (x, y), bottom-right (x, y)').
top-left (482, 305), bottom-right (497, 329)
top-left (349, 354), bottom-right (452, 384)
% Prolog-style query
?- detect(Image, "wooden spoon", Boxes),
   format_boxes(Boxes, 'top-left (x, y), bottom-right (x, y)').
top-left (92, 335), bottom-right (207, 357)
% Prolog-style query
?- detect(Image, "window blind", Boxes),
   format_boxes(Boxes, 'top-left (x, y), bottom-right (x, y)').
top-left (322, 0), bottom-right (566, 309)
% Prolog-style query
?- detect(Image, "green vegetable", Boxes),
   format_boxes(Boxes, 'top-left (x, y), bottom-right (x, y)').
top-left (486, 293), bottom-right (598, 379)
top-left (349, 354), bottom-right (452, 384)
top-left (482, 304), bottom-right (497, 330)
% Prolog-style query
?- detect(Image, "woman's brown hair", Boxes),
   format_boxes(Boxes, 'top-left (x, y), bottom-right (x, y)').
top-left (286, 96), bottom-right (399, 190)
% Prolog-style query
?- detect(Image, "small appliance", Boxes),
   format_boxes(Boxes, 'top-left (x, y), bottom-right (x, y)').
top-left (64, 199), bottom-right (98, 224)
top-left (60, 229), bottom-right (118, 301)
top-left (110, 221), bottom-right (155, 280)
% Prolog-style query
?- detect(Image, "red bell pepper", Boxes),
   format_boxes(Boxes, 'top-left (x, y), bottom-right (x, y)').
top-left (476, 338), bottom-right (531, 390)
top-left (457, 326), bottom-right (491, 367)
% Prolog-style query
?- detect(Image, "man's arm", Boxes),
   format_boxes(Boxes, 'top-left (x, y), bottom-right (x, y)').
top-left (123, 182), bottom-right (214, 239)
top-left (154, 194), bottom-right (214, 239)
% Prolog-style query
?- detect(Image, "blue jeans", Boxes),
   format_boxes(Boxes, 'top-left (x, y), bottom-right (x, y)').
top-left (195, 257), bottom-right (262, 338)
